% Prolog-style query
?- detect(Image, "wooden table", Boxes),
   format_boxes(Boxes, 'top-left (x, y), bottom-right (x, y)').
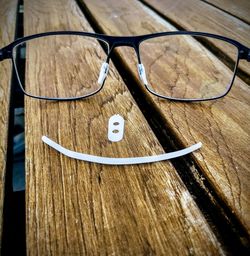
top-left (0, 0), bottom-right (250, 255)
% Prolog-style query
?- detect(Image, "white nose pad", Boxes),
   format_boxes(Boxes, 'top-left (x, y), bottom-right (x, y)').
top-left (98, 62), bottom-right (109, 85)
top-left (137, 64), bottom-right (148, 85)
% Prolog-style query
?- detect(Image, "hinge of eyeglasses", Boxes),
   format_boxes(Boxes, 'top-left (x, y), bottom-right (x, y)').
top-left (247, 49), bottom-right (250, 62)
top-left (0, 49), bottom-right (4, 61)
top-left (0, 48), bottom-right (11, 61)
top-left (239, 48), bottom-right (250, 62)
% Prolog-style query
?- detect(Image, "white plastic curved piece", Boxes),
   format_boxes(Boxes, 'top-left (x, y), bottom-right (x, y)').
top-left (138, 64), bottom-right (148, 85)
top-left (98, 62), bottom-right (109, 85)
top-left (42, 136), bottom-right (202, 165)
top-left (108, 114), bottom-right (125, 142)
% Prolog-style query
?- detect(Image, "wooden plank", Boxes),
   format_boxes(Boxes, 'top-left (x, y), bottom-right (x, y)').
top-left (24, 0), bottom-right (223, 255)
top-left (81, 0), bottom-right (250, 235)
top-left (143, 0), bottom-right (250, 83)
top-left (205, 0), bottom-right (250, 24)
top-left (0, 0), bottom-right (18, 246)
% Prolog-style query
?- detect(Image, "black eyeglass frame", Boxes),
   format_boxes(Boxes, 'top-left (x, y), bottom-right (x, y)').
top-left (0, 31), bottom-right (249, 102)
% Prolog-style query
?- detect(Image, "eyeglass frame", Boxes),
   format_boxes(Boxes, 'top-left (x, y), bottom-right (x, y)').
top-left (0, 30), bottom-right (249, 102)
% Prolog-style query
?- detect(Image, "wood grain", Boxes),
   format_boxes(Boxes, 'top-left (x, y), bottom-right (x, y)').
top-left (205, 0), bottom-right (250, 24)
top-left (144, 0), bottom-right (250, 82)
top-left (139, 34), bottom-right (237, 100)
top-left (0, 0), bottom-right (18, 247)
top-left (82, 0), bottom-right (250, 235)
top-left (24, 0), bottom-right (223, 255)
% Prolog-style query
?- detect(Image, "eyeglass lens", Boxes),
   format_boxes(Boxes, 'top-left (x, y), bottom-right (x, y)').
top-left (13, 34), bottom-right (109, 99)
top-left (140, 35), bottom-right (238, 100)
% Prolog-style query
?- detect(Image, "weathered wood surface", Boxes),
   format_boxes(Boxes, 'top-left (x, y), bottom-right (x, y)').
top-left (82, 0), bottom-right (250, 235)
top-left (0, 0), bottom-right (17, 247)
top-left (24, 0), bottom-right (223, 255)
top-left (144, 0), bottom-right (250, 83)
top-left (205, 0), bottom-right (250, 24)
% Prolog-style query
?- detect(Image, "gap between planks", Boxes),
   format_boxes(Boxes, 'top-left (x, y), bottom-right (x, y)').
top-left (140, 0), bottom-right (250, 85)
top-left (202, 0), bottom-right (250, 25)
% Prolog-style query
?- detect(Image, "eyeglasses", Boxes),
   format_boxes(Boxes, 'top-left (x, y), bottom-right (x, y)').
top-left (0, 31), bottom-right (249, 102)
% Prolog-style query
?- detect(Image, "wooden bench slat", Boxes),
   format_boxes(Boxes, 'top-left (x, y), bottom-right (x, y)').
top-left (144, 0), bottom-right (250, 83)
top-left (24, 0), bottom-right (223, 255)
top-left (205, 0), bottom-right (250, 24)
top-left (82, 0), bottom-right (250, 235)
top-left (0, 0), bottom-right (18, 246)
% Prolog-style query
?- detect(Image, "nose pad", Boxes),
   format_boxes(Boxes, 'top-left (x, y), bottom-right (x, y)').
top-left (137, 64), bottom-right (148, 85)
top-left (98, 62), bottom-right (109, 85)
